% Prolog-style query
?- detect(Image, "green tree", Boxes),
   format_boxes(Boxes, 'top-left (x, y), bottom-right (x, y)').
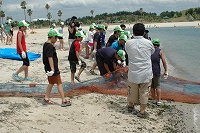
top-left (47, 12), bottom-right (52, 27)
top-left (27, 9), bottom-right (33, 28)
top-left (0, 10), bottom-right (5, 24)
top-left (45, 4), bottom-right (50, 15)
top-left (20, 1), bottom-right (27, 21)
top-left (57, 10), bottom-right (62, 20)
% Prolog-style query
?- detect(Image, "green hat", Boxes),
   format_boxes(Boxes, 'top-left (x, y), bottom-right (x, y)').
top-left (48, 29), bottom-right (63, 37)
top-left (92, 23), bottom-right (97, 27)
top-left (18, 20), bottom-right (30, 27)
top-left (152, 38), bottom-right (160, 46)
top-left (119, 34), bottom-right (128, 42)
top-left (97, 24), bottom-right (106, 30)
top-left (114, 26), bottom-right (123, 32)
top-left (124, 31), bottom-right (132, 38)
top-left (117, 50), bottom-right (126, 61)
top-left (89, 24), bottom-right (95, 29)
top-left (60, 22), bottom-right (64, 25)
top-left (52, 23), bottom-right (56, 27)
top-left (75, 31), bottom-right (85, 38)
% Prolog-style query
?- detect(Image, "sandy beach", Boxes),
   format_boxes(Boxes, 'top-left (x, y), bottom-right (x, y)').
top-left (0, 22), bottom-right (200, 132)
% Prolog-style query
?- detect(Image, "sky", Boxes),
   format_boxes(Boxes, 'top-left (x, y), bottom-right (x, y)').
top-left (1, 0), bottom-right (200, 22)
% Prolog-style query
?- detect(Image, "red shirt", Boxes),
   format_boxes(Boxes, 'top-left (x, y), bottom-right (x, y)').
top-left (16, 30), bottom-right (26, 53)
top-left (74, 40), bottom-right (80, 52)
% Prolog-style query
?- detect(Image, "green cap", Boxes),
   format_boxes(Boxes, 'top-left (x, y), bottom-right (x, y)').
top-left (124, 31), bottom-right (132, 38)
top-left (119, 34), bottom-right (128, 42)
top-left (18, 20), bottom-right (30, 27)
top-left (75, 31), bottom-right (85, 38)
top-left (48, 29), bottom-right (63, 37)
top-left (117, 50), bottom-right (126, 61)
top-left (89, 24), bottom-right (95, 29)
top-left (97, 24), bottom-right (106, 30)
top-left (92, 23), bottom-right (97, 28)
top-left (114, 26), bottom-right (123, 32)
top-left (60, 22), bottom-right (64, 25)
top-left (152, 38), bottom-right (160, 46)
top-left (52, 23), bottom-right (56, 27)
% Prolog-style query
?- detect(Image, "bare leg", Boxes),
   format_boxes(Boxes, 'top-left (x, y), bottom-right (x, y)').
top-left (57, 84), bottom-right (66, 102)
top-left (76, 68), bottom-right (84, 77)
top-left (150, 88), bottom-right (156, 100)
top-left (156, 88), bottom-right (161, 102)
top-left (15, 65), bottom-right (28, 75)
top-left (24, 66), bottom-right (29, 78)
top-left (91, 62), bottom-right (97, 71)
top-left (70, 72), bottom-right (75, 86)
top-left (44, 84), bottom-right (54, 100)
top-left (140, 104), bottom-right (147, 114)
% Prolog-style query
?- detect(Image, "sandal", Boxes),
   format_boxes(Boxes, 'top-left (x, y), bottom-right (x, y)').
top-left (137, 112), bottom-right (149, 118)
top-left (75, 76), bottom-right (81, 82)
top-left (61, 100), bottom-right (72, 107)
top-left (127, 105), bottom-right (134, 113)
top-left (44, 99), bottom-right (54, 104)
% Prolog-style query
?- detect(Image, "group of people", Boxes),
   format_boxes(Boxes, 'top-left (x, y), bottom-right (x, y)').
top-left (0, 20), bottom-right (14, 45)
top-left (12, 17), bottom-right (168, 117)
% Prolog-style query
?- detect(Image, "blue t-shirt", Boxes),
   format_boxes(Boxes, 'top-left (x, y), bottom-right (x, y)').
top-left (101, 31), bottom-right (106, 47)
top-left (4, 24), bottom-right (11, 34)
top-left (110, 41), bottom-right (123, 51)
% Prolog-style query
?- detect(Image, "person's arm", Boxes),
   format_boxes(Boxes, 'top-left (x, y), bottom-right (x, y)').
top-left (48, 57), bottom-right (55, 72)
top-left (160, 50), bottom-right (167, 73)
top-left (68, 25), bottom-right (74, 34)
top-left (104, 63), bottom-right (110, 73)
top-left (17, 31), bottom-right (24, 53)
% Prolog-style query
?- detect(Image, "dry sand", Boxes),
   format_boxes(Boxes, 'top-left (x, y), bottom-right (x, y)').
top-left (0, 22), bottom-right (200, 132)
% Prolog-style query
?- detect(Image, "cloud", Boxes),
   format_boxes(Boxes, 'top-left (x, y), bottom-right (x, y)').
top-left (1, 0), bottom-right (199, 21)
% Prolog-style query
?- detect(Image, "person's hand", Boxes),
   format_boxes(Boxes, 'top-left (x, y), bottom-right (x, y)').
top-left (122, 61), bottom-right (126, 67)
top-left (46, 71), bottom-right (54, 76)
top-left (117, 60), bottom-right (122, 65)
top-left (92, 49), bottom-right (97, 55)
top-left (163, 71), bottom-right (168, 79)
top-left (78, 60), bottom-right (82, 66)
top-left (21, 51), bottom-right (26, 59)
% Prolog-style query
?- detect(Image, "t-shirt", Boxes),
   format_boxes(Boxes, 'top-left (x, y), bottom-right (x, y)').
top-left (96, 47), bottom-right (117, 65)
top-left (106, 34), bottom-right (118, 47)
top-left (93, 31), bottom-right (102, 50)
top-left (110, 41), bottom-right (123, 51)
top-left (42, 42), bottom-right (60, 76)
top-left (68, 40), bottom-right (81, 61)
top-left (86, 31), bottom-right (94, 43)
top-left (58, 27), bottom-right (63, 35)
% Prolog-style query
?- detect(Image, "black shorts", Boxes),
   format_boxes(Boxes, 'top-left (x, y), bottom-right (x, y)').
top-left (69, 60), bottom-right (86, 73)
top-left (19, 53), bottom-right (30, 66)
top-left (58, 37), bottom-right (63, 39)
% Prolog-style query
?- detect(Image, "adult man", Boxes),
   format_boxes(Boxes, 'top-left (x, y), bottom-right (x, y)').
top-left (96, 47), bottom-right (126, 76)
top-left (125, 23), bottom-right (155, 118)
top-left (68, 16), bottom-right (79, 48)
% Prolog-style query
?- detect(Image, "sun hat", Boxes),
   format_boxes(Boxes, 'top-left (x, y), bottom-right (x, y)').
top-left (92, 23), bottom-right (97, 28)
top-left (75, 31), bottom-right (85, 38)
top-left (117, 50), bottom-right (126, 61)
top-left (119, 34), bottom-right (128, 42)
top-left (97, 24), bottom-right (106, 30)
top-left (152, 38), bottom-right (160, 46)
top-left (18, 20), bottom-right (29, 27)
top-left (78, 26), bottom-right (82, 30)
top-left (114, 26), bottom-right (123, 32)
top-left (60, 22), bottom-right (64, 25)
top-left (48, 29), bottom-right (63, 37)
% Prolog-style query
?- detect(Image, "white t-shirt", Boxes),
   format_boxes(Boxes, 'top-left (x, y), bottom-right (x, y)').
top-left (87, 31), bottom-right (94, 43)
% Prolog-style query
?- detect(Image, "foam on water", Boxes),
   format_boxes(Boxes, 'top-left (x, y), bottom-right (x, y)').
top-left (193, 108), bottom-right (200, 131)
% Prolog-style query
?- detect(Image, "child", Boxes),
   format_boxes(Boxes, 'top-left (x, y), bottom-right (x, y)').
top-left (12, 20), bottom-right (32, 81)
top-left (58, 22), bottom-right (66, 51)
top-left (43, 29), bottom-right (71, 107)
top-left (68, 31), bottom-right (86, 86)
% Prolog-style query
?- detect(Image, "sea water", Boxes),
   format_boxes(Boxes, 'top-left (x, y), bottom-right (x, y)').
top-left (146, 26), bottom-right (200, 82)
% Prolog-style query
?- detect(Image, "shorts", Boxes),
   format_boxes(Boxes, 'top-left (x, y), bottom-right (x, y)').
top-left (127, 81), bottom-right (151, 104)
top-left (48, 74), bottom-right (62, 84)
top-left (88, 42), bottom-right (93, 47)
top-left (69, 60), bottom-right (86, 73)
top-left (19, 53), bottom-right (30, 66)
top-left (151, 76), bottom-right (160, 89)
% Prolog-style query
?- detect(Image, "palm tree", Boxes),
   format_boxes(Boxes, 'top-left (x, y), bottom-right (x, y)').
top-left (139, 8), bottom-right (143, 21)
top-left (0, 10), bottom-right (5, 24)
top-left (20, 1), bottom-right (27, 21)
top-left (0, 0), bottom-right (2, 24)
top-left (57, 10), bottom-right (62, 21)
top-left (90, 10), bottom-right (94, 17)
top-left (27, 9), bottom-right (33, 29)
top-left (45, 4), bottom-right (50, 15)
top-left (47, 12), bottom-right (52, 27)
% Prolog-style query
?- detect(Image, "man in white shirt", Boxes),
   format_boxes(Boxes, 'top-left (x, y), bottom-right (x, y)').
top-left (125, 23), bottom-right (155, 118)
